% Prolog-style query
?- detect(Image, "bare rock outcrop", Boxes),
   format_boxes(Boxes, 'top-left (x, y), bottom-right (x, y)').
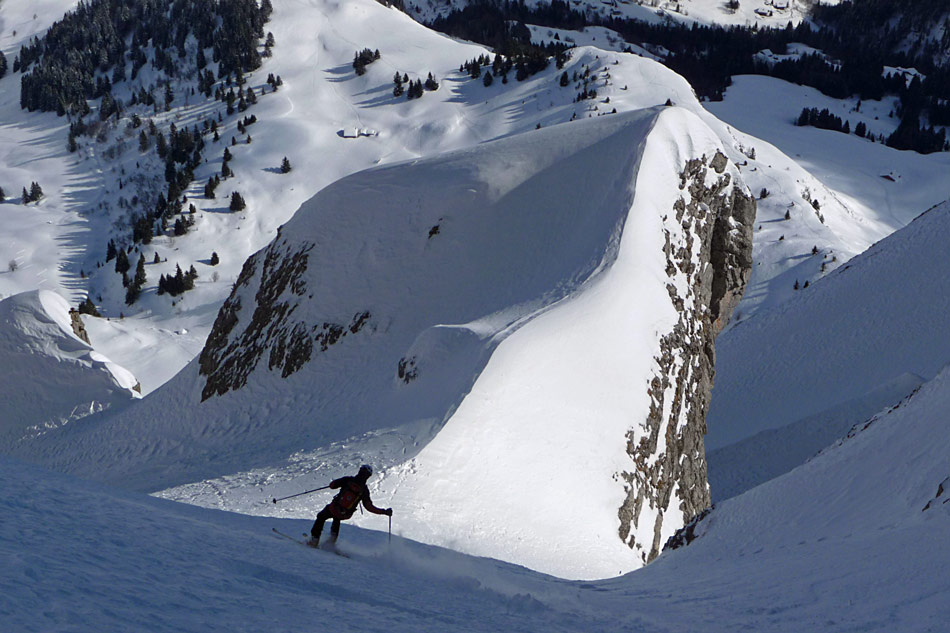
top-left (618, 151), bottom-right (755, 563)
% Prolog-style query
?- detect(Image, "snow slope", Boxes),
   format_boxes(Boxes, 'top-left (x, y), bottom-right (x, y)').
top-left (707, 74), bottom-right (950, 249)
top-left (0, 290), bottom-right (138, 448)
top-left (10, 0), bottom-right (943, 577)
top-left (700, 200), bottom-right (950, 509)
top-left (19, 104), bottom-right (752, 579)
top-left (707, 201), bottom-right (950, 452)
top-left (706, 371), bottom-right (923, 500)
top-left (3, 362), bottom-right (947, 631)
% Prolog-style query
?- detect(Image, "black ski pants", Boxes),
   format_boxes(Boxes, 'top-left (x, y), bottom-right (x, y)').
top-left (311, 506), bottom-right (341, 543)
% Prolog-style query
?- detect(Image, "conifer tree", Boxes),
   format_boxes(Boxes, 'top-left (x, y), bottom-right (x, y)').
top-left (0, 185), bottom-right (5, 203)
top-left (115, 248), bottom-right (130, 275)
top-left (78, 297), bottom-right (100, 317)
top-left (229, 191), bottom-right (247, 212)
top-left (185, 265), bottom-right (198, 290)
top-left (280, 157), bottom-right (292, 173)
top-left (174, 264), bottom-right (185, 291)
top-left (134, 254), bottom-right (147, 288)
top-left (210, 251), bottom-right (220, 266)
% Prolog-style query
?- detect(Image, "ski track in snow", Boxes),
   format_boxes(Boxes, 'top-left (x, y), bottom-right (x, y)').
top-left (4, 364), bottom-right (950, 631)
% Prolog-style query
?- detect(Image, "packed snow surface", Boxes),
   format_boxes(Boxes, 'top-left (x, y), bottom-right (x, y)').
top-left (3, 361), bottom-right (947, 631)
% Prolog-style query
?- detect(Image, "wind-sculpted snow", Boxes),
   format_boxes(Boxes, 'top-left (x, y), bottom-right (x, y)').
top-left (23, 108), bottom-right (754, 578)
top-left (0, 290), bottom-right (138, 448)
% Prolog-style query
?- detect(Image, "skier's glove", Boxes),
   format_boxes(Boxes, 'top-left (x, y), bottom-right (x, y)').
top-left (385, 508), bottom-right (393, 516)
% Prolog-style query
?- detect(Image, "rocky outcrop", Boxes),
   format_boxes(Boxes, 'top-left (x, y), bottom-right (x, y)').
top-left (68, 309), bottom-right (91, 344)
top-left (147, 109), bottom-right (755, 578)
top-left (618, 150), bottom-right (755, 563)
top-left (198, 235), bottom-right (373, 401)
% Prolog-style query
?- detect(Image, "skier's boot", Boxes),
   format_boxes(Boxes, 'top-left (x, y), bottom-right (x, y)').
top-left (307, 535), bottom-right (320, 549)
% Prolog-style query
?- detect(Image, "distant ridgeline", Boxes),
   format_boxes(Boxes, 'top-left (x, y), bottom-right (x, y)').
top-left (423, 0), bottom-right (950, 154)
top-left (16, 0), bottom-right (271, 116)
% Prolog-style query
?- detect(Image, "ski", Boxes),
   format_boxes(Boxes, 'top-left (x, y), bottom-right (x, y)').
top-left (271, 527), bottom-right (309, 545)
top-left (271, 528), bottom-right (350, 557)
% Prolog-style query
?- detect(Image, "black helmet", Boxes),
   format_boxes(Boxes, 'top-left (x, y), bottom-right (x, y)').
top-left (358, 464), bottom-right (373, 478)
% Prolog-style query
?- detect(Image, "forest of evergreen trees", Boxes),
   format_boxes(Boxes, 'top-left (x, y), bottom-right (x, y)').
top-left (423, 0), bottom-right (950, 154)
top-left (17, 0), bottom-right (269, 115)
top-left (12, 0), bottom-right (275, 308)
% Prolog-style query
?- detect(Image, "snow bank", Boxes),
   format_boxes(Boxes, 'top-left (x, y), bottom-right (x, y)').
top-left (0, 290), bottom-right (138, 448)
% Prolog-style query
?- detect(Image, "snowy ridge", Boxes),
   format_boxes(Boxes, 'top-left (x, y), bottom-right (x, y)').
top-left (373, 106), bottom-right (750, 577)
top-left (22, 105), bottom-right (754, 578)
top-left (0, 290), bottom-right (138, 447)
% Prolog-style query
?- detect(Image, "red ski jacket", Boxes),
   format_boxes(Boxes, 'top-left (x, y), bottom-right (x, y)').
top-left (327, 476), bottom-right (387, 520)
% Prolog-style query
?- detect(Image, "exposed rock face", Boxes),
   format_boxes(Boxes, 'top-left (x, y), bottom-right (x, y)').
top-left (617, 151), bottom-right (755, 563)
top-left (68, 309), bottom-right (91, 344)
top-left (198, 234), bottom-right (372, 401)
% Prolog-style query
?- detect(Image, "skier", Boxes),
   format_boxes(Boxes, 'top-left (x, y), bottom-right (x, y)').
top-left (309, 464), bottom-right (392, 548)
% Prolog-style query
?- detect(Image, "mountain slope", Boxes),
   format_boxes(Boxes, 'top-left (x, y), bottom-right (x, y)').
top-left (409, 0), bottom-right (844, 28)
top-left (3, 363), bottom-right (947, 631)
top-left (2, 0), bottom-right (936, 406)
top-left (706, 201), bottom-right (950, 453)
top-left (20, 105), bottom-right (755, 578)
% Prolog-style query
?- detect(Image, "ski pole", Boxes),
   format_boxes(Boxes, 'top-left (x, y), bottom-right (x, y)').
top-left (272, 485), bottom-right (330, 504)
top-left (388, 514), bottom-right (392, 544)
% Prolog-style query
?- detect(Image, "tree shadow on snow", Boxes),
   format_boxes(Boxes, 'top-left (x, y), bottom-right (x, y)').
top-left (323, 63), bottom-right (355, 84)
